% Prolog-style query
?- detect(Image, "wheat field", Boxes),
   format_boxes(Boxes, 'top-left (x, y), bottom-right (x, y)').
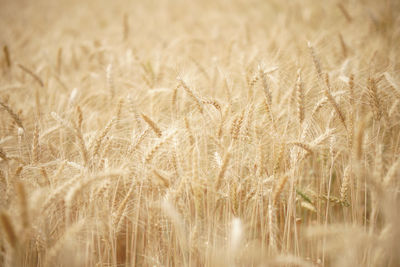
top-left (0, 0), bottom-right (399, 266)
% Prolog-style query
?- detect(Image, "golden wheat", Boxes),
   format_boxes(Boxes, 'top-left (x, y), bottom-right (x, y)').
top-left (0, 0), bottom-right (399, 266)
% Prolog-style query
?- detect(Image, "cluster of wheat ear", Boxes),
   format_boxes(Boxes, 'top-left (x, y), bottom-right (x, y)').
top-left (0, 0), bottom-right (399, 266)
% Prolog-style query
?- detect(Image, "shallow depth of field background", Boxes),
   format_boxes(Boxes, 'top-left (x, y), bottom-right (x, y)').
top-left (0, 0), bottom-right (399, 266)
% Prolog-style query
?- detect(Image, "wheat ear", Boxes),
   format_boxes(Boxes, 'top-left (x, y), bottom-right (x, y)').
top-left (178, 78), bottom-right (204, 114)
top-left (145, 130), bottom-right (175, 164)
top-left (215, 150), bottom-right (231, 190)
top-left (296, 69), bottom-right (305, 124)
top-left (337, 3), bottom-right (352, 23)
top-left (3, 45), bottom-right (11, 68)
top-left (0, 211), bottom-right (18, 249)
top-left (324, 74), bottom-right (347, 129)
top-left (92, 116), bottom-right (116, 157)
top-left (0, 101), bottom-right (24, 130)
top-left (16, 182), bottom-right (29, 228)
top-left (141, 113), bottom-right (162, 137)
top-left (106, 64), bottom-right (115, 99)
top-left (307, 42), bottom-right (322, 79)
top-left (17, 63), bottom-right (44, 87)
top-left (184, 116), bottom-right (195, 146)
top-left (340, 166), bottom-right (351, 203)
top-left (32, 123), bottom-right (39, 163)
top-left (272, 175), bottom-right (289, 204)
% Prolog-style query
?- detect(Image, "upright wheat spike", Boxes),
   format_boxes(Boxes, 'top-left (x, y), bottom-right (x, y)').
top-left (32, 124), bottom-right (39, 163)
top-left (349, 74), bottom-right (355, 106)
top-left (308, 42), bottom-right (322, 79)
top-left (184, 116), bottom-right (195, 146)
top-left (296, 69), bottom-right (305, 124)
top-left (268, 198), bottom-right (277, 251)
top-left (57, 47), bottom-right (62, 74)
top-left (231, 111), bottom-right (244, 140)
top-left (215, 149), bottom-right (231, 190)
top-left (273, 143), bottom-right (285, 176)
top-left (3, 45), bottom-right (11, 68)
top-left (0, 211), bottom-right (18, 249)
top-left (367, 77), bottom-right (382, 120)
top-left (247, 71), bottom-right (259, 100)
top-left (272, 175), bottom-right (289, 204)
top-left (115, 98), bottom-right (124, 129)
top-left (16, 182), bottom-right (29, 229)
top-left (106, 64), bottom-right (115, 99)
top-left (340, 166), bottom-right (351, 203)
top-left (114, 184), bottom-right (134, 232)
top-left (338, 33), bottom-right (348, 58)
top-left (263, 97), bottom-right (276, 132)
top-left (123, 13), bottom-right (130, 41)
top-left (76, 124), bottom-right (88, 167)
top-left (92, 116), bottom-right (115, 157)
top-left (171, 84), bottom-right (178, 117)
top-left (356, 118), bottom-right (367, 160)
top-left (260, 66), bottom-right (272, 106)
top-left (76, 106), bottom-right (83, 130)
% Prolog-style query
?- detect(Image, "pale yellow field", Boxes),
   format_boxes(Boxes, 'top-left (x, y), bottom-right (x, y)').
top-left (0, 0), bottom-right (399, 266)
